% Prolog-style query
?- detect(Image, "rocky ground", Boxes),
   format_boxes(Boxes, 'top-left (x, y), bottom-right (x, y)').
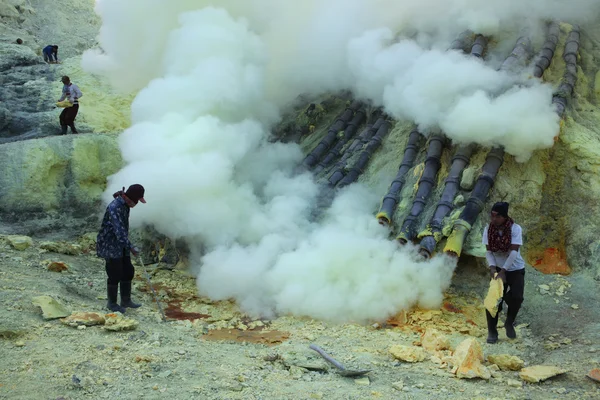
top-left (1, 234), bottom-right (599, 400)
top-left (1, 2), bottom-right (600, 399)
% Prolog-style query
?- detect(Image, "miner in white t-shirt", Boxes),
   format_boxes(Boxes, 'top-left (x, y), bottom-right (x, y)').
top-left (482, 202), bottom-right (525, 344)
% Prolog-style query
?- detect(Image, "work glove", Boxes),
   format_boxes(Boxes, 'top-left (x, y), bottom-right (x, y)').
top-left (489, 266), bottom-right (497, 279)
top-left (130, 246), bottom-right (140, 257)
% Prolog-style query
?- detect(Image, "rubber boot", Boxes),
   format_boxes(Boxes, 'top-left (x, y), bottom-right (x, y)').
top-left (107, 284), bottom-right (126, 313)
top-left (69, 124), bottom-right (78, 134)
top-left (60, 125), bottom-right (67, 135)
top-left (486, 310), bottom-right (499, 344)
top-left (504, 304), bottom-right (520, 339)
top-left (120, 281), bottom-right (141, 308)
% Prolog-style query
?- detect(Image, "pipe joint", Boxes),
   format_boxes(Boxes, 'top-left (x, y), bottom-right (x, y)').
top-left (418, 177), bottom-right (435, 186)
top-left (465, 197), bottom-right (485, 211)
top-left (437, 200), bottom-right (453, 209)
top-left (382, 194), bottom-right (399, 204)
top-left (444, 176), bottom-right (460, 185)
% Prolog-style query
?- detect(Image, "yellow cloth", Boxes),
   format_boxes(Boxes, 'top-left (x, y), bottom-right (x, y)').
top-left (56, 100), bottom-right (73, 108)
top-left (484, 274), bottom-right (504, 317)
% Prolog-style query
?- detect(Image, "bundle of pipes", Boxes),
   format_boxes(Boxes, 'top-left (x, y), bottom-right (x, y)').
top-left (328, 112), bottom-right (386, 187)
top-left (312, 108), bottom-right (367, 174)
top-left (395, 134), bottom-right (446, 243)
top-left (302, 100), bottom-right (362, 169)
top-left (411, 36), bottom-right (488, 256)
top-left (500, 31), bottom-right (533, 73)
top-left (440, 32), bottom-right (538, 258)
top-left (375, 31), bottom-right (482, 229)
top-left (418, 144), bottom-right (474, 257)
top-left (443, 147), bottom-right (504, 257)
top-left (340, 110), bottom-right (384, 158)
top-left (395, 30), bottom-right (482, 243)
top-left (552, 25), bottom-right (580, 117)
top-left (336, 117), bottom-right (393, 188)
top-left (533, 21), bottom-right (560, 78)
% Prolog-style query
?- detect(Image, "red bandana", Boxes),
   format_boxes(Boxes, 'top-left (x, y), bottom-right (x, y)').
top-left (487, 218), bottom-right (514, 252)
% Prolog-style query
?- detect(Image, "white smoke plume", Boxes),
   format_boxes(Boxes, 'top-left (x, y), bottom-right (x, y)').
top-left (87, 0), bottom-right (600, 322)
top-left (198, 185), bottom-right (456, 322)
top-left (346, 29), bottom-right (560, 161)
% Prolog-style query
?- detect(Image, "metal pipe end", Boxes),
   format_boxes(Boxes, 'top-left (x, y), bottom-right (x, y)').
top-left (442, 219), bottom-right (471, 257)
top-left (444, 250), bottom-right (459, 259)
top-left (396, 231), bottom-right (409, 245)
top-left (418, 248), bottom-right (431, 259)
top-left (376, 212), bottom-right (391, 227)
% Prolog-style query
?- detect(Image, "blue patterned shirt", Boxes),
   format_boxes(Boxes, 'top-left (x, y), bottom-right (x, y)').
top-left (96, 196), bottom-right (131, 259)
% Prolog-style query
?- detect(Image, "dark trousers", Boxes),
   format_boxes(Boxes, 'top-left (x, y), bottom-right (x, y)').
top-left (495, 267), bottom-right (525, 312)
top-left (105, 256), bottom-right (135, 285)
top-left (59, 103), bottom-right (79, 133)
top-left (43, 53), bottom-right (57, 62)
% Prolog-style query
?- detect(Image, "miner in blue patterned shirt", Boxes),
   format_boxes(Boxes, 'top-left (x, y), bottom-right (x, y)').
top-left (97, 184), bottom-right (146, 313)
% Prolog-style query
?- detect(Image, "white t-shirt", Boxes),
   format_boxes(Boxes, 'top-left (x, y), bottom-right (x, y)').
top-left (482, 223), bottom-right (525, 271)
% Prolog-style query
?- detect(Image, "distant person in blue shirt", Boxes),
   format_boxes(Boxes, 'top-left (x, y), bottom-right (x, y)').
top-left (42, 45), bottom-right (59, 63)
top-left (97, 184), bottom-right (146, 313)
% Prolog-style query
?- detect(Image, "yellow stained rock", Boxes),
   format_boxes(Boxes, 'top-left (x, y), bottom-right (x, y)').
top-left (484, 277), bottom-right (504, 318)
top-left (587, 368), bottom-right (600, 383)
top-left (488, 363), bottom-right (500, 378)
top-left (421, 328), bottom-right (450, 352)
top-left (61, 312), bottom-right (105, 327)
top-left (507, 379), bottom-right (522, 388)
top-left (31, 296), bottom-right (70, 320)
top-left (488, 354), bottom-right (524, 371)
top-left (6, 235), bottom-right (33, 251)
top-left (389, 345), bottom-right (427, 363)
top-left (40, 241), bottom-right (82, 256)
top-left (519, 365), bottom-right (567, 383)
top-left (452, 338), bottom-right (491, 380)
top-left (47, 261), bottom-right (69, 272)
top-left (103, 313), bottom-right (138, 331)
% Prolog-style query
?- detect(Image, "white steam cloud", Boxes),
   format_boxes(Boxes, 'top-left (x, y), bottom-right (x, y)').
top-left (87, 0), bottom-right (600, 321)
top-left (198, 185), bottom-right (456, 322)
top-left (346, 29), bottom-right (560, 161)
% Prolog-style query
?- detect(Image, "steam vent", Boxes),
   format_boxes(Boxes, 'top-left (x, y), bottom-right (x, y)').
top-left (1, 1), bottom-right (600, 399)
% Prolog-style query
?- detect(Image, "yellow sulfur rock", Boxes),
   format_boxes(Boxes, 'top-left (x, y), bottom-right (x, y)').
top-left (389, 345), bottom-right (427, 363)
top-left (6, 235), bottom-right (33, 251)
top-left (452, 338), bottom-right (490, 380)
top-left (421, 328), bottom-right (450, 352)
top-left (31, 296), bottom-right (70, 320)
top-left (47, 261), bottom-right (69, 272)
top-left (488, 354), bottom-right (524, 371)
top-left (519, 365), bottom-right (567, 383)
top-left (103, 313), bottom-right (138, 332)
top-left (61, 312), bottom-right (105, 327)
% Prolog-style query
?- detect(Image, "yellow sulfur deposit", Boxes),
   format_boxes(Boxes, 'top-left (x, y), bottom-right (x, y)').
top-left (0, 134), bottom-right (122, 214)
